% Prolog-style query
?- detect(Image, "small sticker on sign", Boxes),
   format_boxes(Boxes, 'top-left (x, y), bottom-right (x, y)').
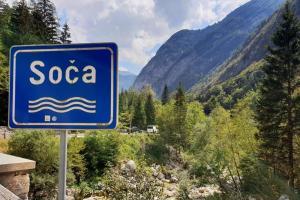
top-left (44, 115), bottom-right (51, 122)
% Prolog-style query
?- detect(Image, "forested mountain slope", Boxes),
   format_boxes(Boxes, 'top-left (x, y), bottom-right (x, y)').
top-left (191, 0), bottom-right (300, 96)
top-left (133, 0), bottom-right (285, 96)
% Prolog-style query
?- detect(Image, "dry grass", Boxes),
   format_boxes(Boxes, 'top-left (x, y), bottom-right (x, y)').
top-left (0, 139), bottom-right (8, 153)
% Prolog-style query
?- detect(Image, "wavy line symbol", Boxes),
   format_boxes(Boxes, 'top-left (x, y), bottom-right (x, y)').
top-left (28, 97), bottom-right (96, 113)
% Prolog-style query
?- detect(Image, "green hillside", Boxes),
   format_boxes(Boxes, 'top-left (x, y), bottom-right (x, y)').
top-left (196, 61), bottom-right (264, 113)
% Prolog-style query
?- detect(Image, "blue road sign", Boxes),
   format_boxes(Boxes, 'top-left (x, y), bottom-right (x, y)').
top-left (9, 43), bottom-right (118, 129)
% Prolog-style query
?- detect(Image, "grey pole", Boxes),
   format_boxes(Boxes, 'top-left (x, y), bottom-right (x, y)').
top-left (58, 130), bottom-right (68, 200)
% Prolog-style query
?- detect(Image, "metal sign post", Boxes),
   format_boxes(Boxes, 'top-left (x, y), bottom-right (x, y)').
top-left (8, 43), bottom-right (118, 200)
top-left (58, 130), bottom-right (68, 200)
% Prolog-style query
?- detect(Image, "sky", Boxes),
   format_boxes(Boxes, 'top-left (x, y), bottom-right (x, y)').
top-left (8, 0), bottom-right (250, 74)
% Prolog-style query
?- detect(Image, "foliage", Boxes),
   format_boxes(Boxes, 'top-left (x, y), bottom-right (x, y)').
top-left (118, 134), bottom-right (148, 162)
top-left (100, 167), bottom-right (163, 200)
top-left (190, 93), bottom-right (258, 195)
top-left (82, 131), bottom-right (120, 178)
top-left (8, 131), bottom-right (59, 199)
top-left (240, 156), bottom-right (299, 199)
top-left (198, 61), bottom-right (264, 114)
top-left (255, 3), bottom-right (300, 188)
top-left (60, 23), bottom-right (71, 44)
top-left (0, 66), bottom-right (8, 91)
top-left (132, 96), bottom-right (146, 129)
top-left (173, 84), bottom-right (188, 151)
top-left (8, 130), bottom-right (59, 173)
top-left (0, 0), bottom-right (71, 126)
top-left (161, 84), bottom-right (169, 105)
top-left (145, 93), bottom-right (156, 125)
top-left (30, 173), bottom-right (57, 200)
top-left (68, 137), bottom-right (86, 184)
top-left (73, 182), bottom-right (93, 200)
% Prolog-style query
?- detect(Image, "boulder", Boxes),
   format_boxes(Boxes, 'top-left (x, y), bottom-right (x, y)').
top-left (278, 194), bottom-right (289, 200)
top-left (121, 160), bottom-right (136, 173)
top-left (157, 172), bottom-right (165, 180)
top-left (170, 176), bottom-right (178, 183)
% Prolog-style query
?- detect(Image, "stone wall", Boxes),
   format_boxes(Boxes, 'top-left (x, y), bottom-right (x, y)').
top-left (0, 172), bottom-right (29, 199)
top-left (0, 126), bottom-right (13, 139)
top-left (0, 153), bottom-right (35, 200)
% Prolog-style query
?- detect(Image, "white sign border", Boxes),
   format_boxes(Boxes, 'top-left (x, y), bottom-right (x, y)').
top-left (11, 47), bottom-right (115, 127)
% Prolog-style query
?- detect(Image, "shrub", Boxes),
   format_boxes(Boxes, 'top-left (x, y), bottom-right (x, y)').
top-left (82, 130), bottom-right (120, 178)
top-left (240, 156), bottom-right (299, 199)
top-left (8, 130), bottom-right (59, 199)
top-left (8, 130), bottom-right (59, 174)
top-left (68, 137), bottom-right (86, 184)
top-left (100, 167), bottom-right (163, 200)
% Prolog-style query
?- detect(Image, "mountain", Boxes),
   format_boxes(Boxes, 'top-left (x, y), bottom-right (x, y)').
top-left (133, 0), bottom-right (285, 96)
top-left (119, 71), bottom-right (136, 91)
top-left (191, 0), bottom-right (300, 96)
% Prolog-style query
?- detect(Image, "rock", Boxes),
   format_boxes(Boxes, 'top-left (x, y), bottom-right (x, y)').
top-left (163, 179), bottom-right (170, 183)
top-left (188, 185), bottom-right (221, 198)
top-left (164, 185), bottom-right (177, 198)
top-left (164, 172), bottom-right (172, 180)
top-left (121, 160), bottom-right (136, 173)
top-left (153, 171), bottom-right (159, 177)
top-left (84, 197), bottom-right (102, 200)
top-left (66, 196), bottom-right (75, 200)
top-left (278, 194), bottom-right (289, 200)
top-left (170, 176), bottom-right (178, 183)
top-left (157, 172), bottom-right (165, 180)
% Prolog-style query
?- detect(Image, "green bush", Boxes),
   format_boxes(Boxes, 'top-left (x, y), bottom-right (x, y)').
top-left (8, 130), bottom-right (59, 199)
top-left (240, 156), bottom-right (299, 199)
top-left (8, 130), bottom-right (59, 174)
top-left (100, 167), bottom-right (163, 200)
top-left (8, 131), bottom-right (89, 198)
top-left (68, 137), bottom-right (86, 184)
top-left (82, 131), bottom-right (120, 178)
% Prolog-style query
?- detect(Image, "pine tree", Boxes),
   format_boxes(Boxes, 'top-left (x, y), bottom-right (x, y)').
top-left (145, 93), bottom-right (156, 125)
top-left (132, 96), bottom-right (145, 129)
top-left (174, 83), bottom-right (188, 151)
top-left (31, 0), bottom-right (48, 41)
top-left (60, 23), bottom-right (71, 44)
top-left (161, 84), bottom-right (169, 105)
top-left (10, 0), bottom-right (32, 35)
top-left (0, 0), bottom-right (10, 35)
top-left (33, 0), bottom-right (59, 43)
top-left (256, 3), bottom-right (300, 189)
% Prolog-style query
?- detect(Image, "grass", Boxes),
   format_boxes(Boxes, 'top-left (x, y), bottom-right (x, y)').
top-left (0, 138), bottom-right (8, 153)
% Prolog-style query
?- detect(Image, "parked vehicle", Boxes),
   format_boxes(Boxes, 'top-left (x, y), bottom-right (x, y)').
top-left (147, 125), bottom-right (158, 133)
top-left (129, 126), bottom-right (140, 133)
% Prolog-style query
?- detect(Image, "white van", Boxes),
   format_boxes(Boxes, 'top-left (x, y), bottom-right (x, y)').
top-left (147, 125), bottom-right (158, 133)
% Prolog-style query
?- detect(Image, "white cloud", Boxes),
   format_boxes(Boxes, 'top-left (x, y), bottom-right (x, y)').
top-left (119, 66), bottom-right (129, 72)
top-left (6, 0), bottom-right (250, 73)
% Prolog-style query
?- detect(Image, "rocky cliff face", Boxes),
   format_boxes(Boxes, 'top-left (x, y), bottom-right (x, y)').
top-left (191, 0), bottom-right (300, 95)
top-left (133, 0), bottom-right (285, 96)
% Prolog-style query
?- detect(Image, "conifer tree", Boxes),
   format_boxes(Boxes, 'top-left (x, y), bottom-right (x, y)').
top-left (10, 0), bottom-right (32, 35)
top-left (132, 96), bottom-right (145, 129)
top-left (60, 23), bottom-right (71, 44)
top-left (256, 3), bottom-right (300, 188)
top-left (0, 0), bottom-right (10, 36)
top-left (174, 83), bottom-right (188, 151)
top-left (161, 84), bottom-right (169, 105)
top-left (33, 0), bottom-right (59, 43)
top-left (145, 93), bottom-right (156, 125)
top-left (31, 0), bottom-right (48, 41)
